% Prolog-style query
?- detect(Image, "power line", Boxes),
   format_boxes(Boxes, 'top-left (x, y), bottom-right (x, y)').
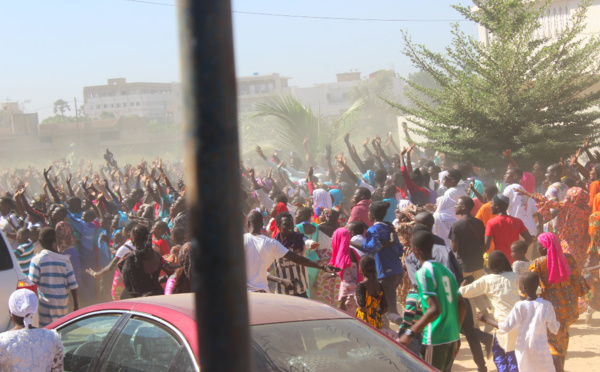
top-left (123, 0), bottom-right (467, 22)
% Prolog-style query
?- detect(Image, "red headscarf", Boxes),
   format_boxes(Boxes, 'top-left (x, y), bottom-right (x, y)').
top-left (520, 172), bottom-right (536, 194)
top-left (268, 202), bottom-right (289, 238)
top-left (538, 232), bottom-right (571, 284)
top-left (329, 228), bottom-right (362, 281)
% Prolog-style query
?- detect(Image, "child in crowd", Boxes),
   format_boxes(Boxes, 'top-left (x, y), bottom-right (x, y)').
top-left (347, 221), bottom-right (366, 258)
top-left (29, 227), bottom-right (79, 327)
top-left (511, 240), bottom-right (531, 282)
top-left (398, 230), bottom-right (466, 372)
top-left (14, 228), bottom-right (34, 276)
top-left (479, 272), bottom-right (560, 372)
top-left (29, 225), bottom-right (42, 255)
top-left (355, 255), bottom-right (387, 329)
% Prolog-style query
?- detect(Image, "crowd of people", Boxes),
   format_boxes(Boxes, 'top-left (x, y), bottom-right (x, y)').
top-left (243, 129), bottom-right (598, 372)
top-left (0, 127), bottom-right (599, 371)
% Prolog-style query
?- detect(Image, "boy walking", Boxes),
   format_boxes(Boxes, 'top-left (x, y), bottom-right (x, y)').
top-left (399, 230), bottom-right (466, 372)
top-left (479, 272), bottom-right (560, 372)
top-left (29, 227), bottom-right (79, 327)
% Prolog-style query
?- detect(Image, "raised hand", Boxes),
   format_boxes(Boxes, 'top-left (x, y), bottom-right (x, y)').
top-left (254, 146), bottom-right (264, 159)
top-left (502, 149), bottom-right (512, 158)
top-left (67, 173), bottom-right (72, 184)
top-left (344, 132), bottom-right (350, 143)
top-left (386, 132), bottom-right (392, 147)
top-left (584, 136), bottom-right (590, 150)
top-left (247, 168), bottom-right (255, 179)
top-left (363, 137), bottom-right (369, 147)
top-left (43, 166), bottom-right (52, 179)
top-left (408, 143), bottom-right (416, 153)
top-left (303, 136), bottom-right (309, 146)
top-left (401, 147), bottom-right (408, 156)
top-left (267, 168), bottom-right (273, 180)
top-left (308, 166), bottom-right (314, 178)
top-left (469, 179), bottom-right (476, 191)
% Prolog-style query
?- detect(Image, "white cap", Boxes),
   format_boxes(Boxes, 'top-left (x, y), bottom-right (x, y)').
top-left (8, 289), bottom-right (38, 329)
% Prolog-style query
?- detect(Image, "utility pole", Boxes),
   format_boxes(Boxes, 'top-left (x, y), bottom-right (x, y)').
top-left (177, 1), bottom-right (250, 372)
top-left (74, 97), bottom-right (80, 151)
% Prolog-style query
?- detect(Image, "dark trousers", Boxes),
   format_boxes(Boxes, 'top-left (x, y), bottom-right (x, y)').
top-left (461, 298), bottom-right (491, 372)
top-left (379, 273), bottom-right (403, 327)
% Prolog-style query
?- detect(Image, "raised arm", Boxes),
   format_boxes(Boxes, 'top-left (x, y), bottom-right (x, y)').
top-left (343, 133), bottom-right (368, 174)
top-left (502, 149), bottom-right (519, 169)
top-left (569, 149), bottom-right (590, 179)
top-left (43, 167), bottom-right (62, 204)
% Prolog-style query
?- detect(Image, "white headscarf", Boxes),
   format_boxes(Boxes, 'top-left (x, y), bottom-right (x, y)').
top-left (8, 289), bottom-right (38, 329)
top-left (432, 188), bottom-right (466, 247)
top-left (313, 188), bottom-right (333, 209)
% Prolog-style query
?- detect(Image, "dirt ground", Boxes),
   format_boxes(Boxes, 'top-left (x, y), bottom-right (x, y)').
top-left (452, 311), bottom-right (600, 371)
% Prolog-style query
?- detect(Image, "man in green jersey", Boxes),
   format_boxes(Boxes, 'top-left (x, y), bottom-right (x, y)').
top-left (399, 230), bottom-right (466, 372)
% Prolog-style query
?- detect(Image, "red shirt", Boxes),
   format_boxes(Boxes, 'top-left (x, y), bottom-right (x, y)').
top-left (153, 238), bottom-right (171, 256)
top-left (485, 215), bottom-right (527, 264)
top-left (348, 199), bottom-right (373, 227)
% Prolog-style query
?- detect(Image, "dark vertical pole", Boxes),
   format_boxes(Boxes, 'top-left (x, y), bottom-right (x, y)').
top-left (176, 1), bottom-right (250, 371)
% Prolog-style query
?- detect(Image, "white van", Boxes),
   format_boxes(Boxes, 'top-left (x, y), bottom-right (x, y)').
top-left (0, 231), bottom-right (36, 331)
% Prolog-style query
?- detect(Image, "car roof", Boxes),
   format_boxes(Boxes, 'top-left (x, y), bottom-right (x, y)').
top-left (115, 292), bottom-right (353, 325)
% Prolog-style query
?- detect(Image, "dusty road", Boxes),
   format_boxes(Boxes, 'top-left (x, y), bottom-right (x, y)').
top-left (452, 312), bottom-right (599, 371)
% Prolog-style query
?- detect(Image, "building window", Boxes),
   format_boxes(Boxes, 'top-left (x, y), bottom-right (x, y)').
top-left (116, 103), bottom-right (121, 108)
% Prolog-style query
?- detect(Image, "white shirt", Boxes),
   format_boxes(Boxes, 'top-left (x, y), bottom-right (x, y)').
top-left (504, 183), bottom-right (538, 235)
top-left (115, 240), bottom-right (135, 259)
top-left (0, 214), bottom-right (20, 250)
top-left (499, 298), bottom-right (560, 372)
top-left (0, 328), bottom-right (64, 372)
top-left (460, 272), bottom-right (520, 351)
top-left (244, 233), bottom-right (289, 292)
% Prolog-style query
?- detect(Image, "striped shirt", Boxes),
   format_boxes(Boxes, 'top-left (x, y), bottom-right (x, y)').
top-left (29, 249), bottom-right (78, 327)
top-left (13, 241), bottom-right (34, 276)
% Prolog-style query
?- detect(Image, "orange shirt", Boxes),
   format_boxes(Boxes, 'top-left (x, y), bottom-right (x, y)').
top-left (590, 180), bottom-right (600, 207)
top-left (475, 201), bottom-right (497, 253)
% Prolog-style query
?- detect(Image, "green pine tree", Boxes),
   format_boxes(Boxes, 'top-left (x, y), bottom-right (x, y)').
top-left (387, 0), bottom-right (600, 168)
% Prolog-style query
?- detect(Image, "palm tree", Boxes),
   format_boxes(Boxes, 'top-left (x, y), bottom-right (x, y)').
top-left (53, 99), bottom-right (71, 116)
top-left (253, 94), bottom-right (364, 164)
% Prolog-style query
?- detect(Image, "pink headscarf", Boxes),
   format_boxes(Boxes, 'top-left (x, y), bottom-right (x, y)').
top-left (538, 232), bottom-right (571, 284)
top-left (520, 172), bottom-right (536, 194)
top-left (329, 228), bottom-right (362, 281)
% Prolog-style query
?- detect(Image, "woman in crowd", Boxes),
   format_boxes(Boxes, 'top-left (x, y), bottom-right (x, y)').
top-left (330, 226), bottom-right (361, 313)
top-left (529, 232), bottom-right (589, 372)
top-left (120, 224), bottom-right (177, 298)
top-left (0, 289), bottom-right (64, 371)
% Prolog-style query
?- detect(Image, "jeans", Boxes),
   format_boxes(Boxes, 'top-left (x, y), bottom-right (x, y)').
top-left (492, 335), bottom-right (518, 372)
top-left (379, 273), bottom-right (403, 327)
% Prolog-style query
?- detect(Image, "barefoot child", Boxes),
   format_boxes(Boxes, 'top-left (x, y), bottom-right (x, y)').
top-left (355, 255), bottom-right (387, 329)
top-left (478, 272), bottom-right (560, 372)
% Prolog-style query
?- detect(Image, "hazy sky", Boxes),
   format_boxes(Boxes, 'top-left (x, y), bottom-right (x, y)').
top-left (0, 0), bottom-right (478, 120)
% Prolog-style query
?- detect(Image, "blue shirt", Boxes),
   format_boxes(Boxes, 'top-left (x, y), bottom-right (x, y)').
top-left (362, 222), bottom-right (404, 279)
top-left (383, 198), bottom-right (399, 223)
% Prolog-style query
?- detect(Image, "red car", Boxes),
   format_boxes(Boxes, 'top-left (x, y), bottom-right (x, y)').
top-left (47, 292), bottom-right (435, 371)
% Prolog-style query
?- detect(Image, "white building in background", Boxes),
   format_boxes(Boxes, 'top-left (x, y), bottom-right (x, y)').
top-left (236, 73), bottom-right (293, 113)
top-left (83, 78), bottom-right (180, 123)
top-left (237, 70), bottom-right (405, 117)
top-left (478, 0), bottom-right (600, 46)
top-left (83, 70), bottom-right (405, 122)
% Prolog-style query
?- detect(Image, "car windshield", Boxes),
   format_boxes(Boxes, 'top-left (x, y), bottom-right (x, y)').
top-left (251, 319), bottom-right (428, 372)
